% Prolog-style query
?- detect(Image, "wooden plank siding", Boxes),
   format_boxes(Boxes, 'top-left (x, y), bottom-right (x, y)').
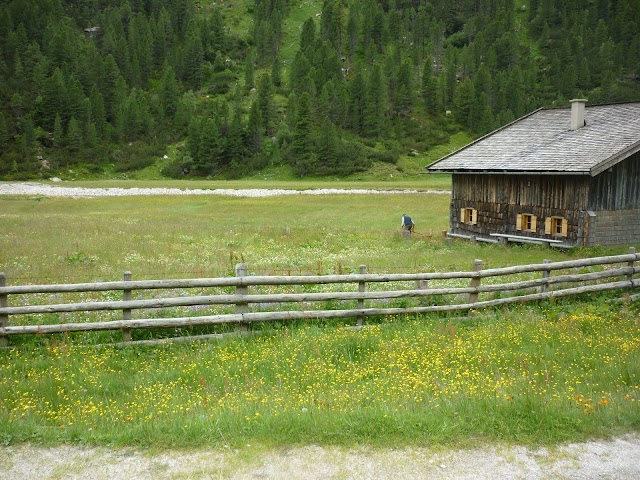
top-left (588, 152), bottom-right (640, 211)
top-left (450, 174), bottom-right (590, 244)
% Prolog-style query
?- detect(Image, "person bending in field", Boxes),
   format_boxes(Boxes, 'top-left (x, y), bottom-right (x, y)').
top-left (401, 214), bottom-right (415, 233)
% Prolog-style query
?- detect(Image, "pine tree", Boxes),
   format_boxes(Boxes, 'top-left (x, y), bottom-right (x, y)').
top-left (67, 117), bottom-right (83, 151)
top-left (348, 67), bottom-right (366, 135)
top-left (226, 107), bottom-right (245, 164)
top-left (85, 122), bottom-right (98, 148)
top-left (158, 64), bottom-right (180, 121)
top-left (53, 113), bottom-right (63, 148)
top-left (0, 112), bottom-right (8, 151)
top-left (272, 55), bottom-right (282, 88)
top-left (246, 99), bottom-right (263, 154)
top-left (421, 57), bottom-right (438, 115)
top-left (321, 0), bottom-right (344, 54)
top-left (364, 64), bottom-right (387, 137)
top-left (183, 24), bottom-right (204, 89)
top-left (257, 73), bottom-right (275, 136)
top-left (291, 92), bottom-right (314, 176)
top-left (175, 91), bottom-right (197, 135)
top-left (300, 18), bottom-right (316, 54)
top-left (197, 117), bottom-right (223, 174)
top-left (454, 79), bottom-right (476, 130)
top-left (187, 117), bottom-right (203, 166)
top-left (102, 55), bottom-right (124, 123)
top-left (153, 7), bottom-right (174, 67)
top-left (395, 60), bottom-right (413, 116)
top-left (315, 116), bottom-right (339, 174)
top-left (289, 51), bottom-right (310, 93)
top-left (244, 48), bottom-right (256, 90)
top-left (89, 86), bottom-right (107, 138)
top-left (40, 68), bottom-right (67, 131)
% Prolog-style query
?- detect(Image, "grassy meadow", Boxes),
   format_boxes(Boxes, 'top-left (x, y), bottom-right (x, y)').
top-left (0, 185), bottom-right (639, 448)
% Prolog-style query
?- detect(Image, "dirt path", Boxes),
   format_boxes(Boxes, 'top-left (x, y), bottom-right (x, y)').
top-left (2, 435), bottom-right (640, 479)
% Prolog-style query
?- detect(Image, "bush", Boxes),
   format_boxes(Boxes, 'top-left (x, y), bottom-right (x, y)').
top-left (111, 143), bottom-right (164, 172)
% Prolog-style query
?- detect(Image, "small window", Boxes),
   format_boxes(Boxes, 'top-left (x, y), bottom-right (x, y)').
top-left (545, 216), bottom-right (568, 237)
top-left (459, 207), bottom-right (477, 225)
top-left (516, 213), bottom-right (537, 232)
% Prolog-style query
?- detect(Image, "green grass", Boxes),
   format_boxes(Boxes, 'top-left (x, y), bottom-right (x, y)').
top-left (1, 191), bottom-right (622, 283)
top-left (1, 303), bottom-right (638, 447)
top-left (1, 190), bottom-right (639, 448)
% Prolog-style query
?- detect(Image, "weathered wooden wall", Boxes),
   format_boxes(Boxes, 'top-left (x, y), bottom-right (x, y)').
top-left (588, 152), bottom-right (640, 210)
top-left (450, 174), bottom-right (590, 242)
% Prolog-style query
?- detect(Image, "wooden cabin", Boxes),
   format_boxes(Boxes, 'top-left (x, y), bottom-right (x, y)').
top-left (428, 100), bottom-right (640, 247)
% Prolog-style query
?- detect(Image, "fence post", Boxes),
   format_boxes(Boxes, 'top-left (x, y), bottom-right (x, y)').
top-left (357, 265), bottom-right (367, 326)
top-left (122, 271), bottom-right (132, 343)
top-left (0, 273), bottom-right (8, 347)
top-left (541, 259), bottom-right (552, 293)
top-left (235, 263), bottom-right (249, 331)
top-left (627, 247), bottom-right (636, 298)
top-left (469, 259), bottom-right (483, 304)
top-left (628, 247), bottom-right (636, 285)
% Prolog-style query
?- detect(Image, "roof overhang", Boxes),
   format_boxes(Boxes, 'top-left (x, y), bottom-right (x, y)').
top-left (426, 169), bottom-right (591, 176)
top-left (590, 139), bottom-right (640, 176)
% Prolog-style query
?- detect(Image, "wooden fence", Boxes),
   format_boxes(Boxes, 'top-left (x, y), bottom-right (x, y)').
top-left (1, 248), bottom-right (638, 347)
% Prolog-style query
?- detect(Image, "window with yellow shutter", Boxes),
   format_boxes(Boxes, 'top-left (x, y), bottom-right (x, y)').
top-left (460, 207), bottom-right (477, 225)
top-left (517, 213), bottom-right (537, 232)
top-left (545, 216), bottom-right (568, 237)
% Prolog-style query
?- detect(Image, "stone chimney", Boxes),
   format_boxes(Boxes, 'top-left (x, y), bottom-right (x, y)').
top-left (570, 99), bottom-right (587, 130)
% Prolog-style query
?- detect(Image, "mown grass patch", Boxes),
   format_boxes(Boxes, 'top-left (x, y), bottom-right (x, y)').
top-left (0, 192), bottom-right (622, 284)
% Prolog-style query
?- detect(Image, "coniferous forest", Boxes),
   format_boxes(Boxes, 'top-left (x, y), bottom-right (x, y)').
top-left (0, 0), bottom-right (639, 179)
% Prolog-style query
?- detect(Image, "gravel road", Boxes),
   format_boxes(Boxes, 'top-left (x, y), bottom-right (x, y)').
top-left (0, 182), bottom-right (449, 198)
top-left (2, 181), bottom-right (638, 478)
top-left (2, 435), bottom-right (640, 479)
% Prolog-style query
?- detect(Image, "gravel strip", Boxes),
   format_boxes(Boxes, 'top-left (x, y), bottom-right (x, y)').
top-left (1, 435), bottom-right (639, 479)
top-left (0, 182), bottom-right (449, 198)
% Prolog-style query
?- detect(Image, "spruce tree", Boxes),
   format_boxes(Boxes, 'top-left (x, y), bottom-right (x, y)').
top-left (272, 55), bottom-right (282, 88)
top-left (364, 64), bottom-right (387, 137)
top-left (315, 116), bottom-right (339, 174)
top-left (67, 117), bottom-right (83, 151)
top-left (291, 92), bottom-right (314, 176)
top-left (247, 100), bottom-right (263, 154)
top-left (348, 67), bottom-right (366, 135)
top-left (257, 73), bottom-right (274, 136)
top-left (183, 24), bottom-right (204, 89)
top-left (421, 57), bottom-right (438, 115)
top-left (0, 112), bottom-right (8, 151)
top-left (244, 48), bottom-right (256, 90)
top-left (53, 113), bottom-right (63, 148)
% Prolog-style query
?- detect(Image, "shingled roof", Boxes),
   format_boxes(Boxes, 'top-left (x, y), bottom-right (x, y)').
top-left (427, 102), bottom-right (640, 176)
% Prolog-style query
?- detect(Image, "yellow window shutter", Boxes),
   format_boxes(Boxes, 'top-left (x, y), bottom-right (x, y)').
top-left (545, 217), bottom-right (552, 235)
top-left (561, 218), bottom-right (568, 236)
top-left (516, 214), bottom-right (522, 231)
top-left (531, 215), bottom-right (537, 232)
top-left (471, 209), bottom-right (477, 225)
top-left (460, 208), bottom-right (465, 223)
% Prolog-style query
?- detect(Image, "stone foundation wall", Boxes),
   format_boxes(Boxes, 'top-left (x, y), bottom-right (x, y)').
top-left (587, 209), bottom-right (640, 246)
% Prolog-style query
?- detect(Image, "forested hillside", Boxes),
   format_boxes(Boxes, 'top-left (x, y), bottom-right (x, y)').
top-left (0, 0), bottom-right (639, 179)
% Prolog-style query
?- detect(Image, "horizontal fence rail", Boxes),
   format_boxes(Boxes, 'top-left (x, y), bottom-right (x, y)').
top-left (0, 248), bottom-right (638, 347)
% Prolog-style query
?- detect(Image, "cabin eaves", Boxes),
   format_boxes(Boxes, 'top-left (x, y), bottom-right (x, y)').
top-left (427, 102), bottom-right (640, 177)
